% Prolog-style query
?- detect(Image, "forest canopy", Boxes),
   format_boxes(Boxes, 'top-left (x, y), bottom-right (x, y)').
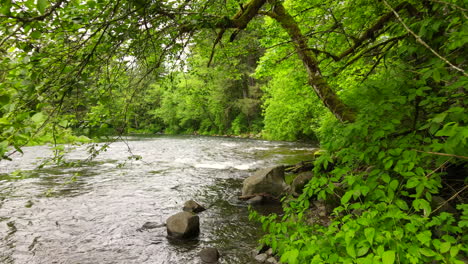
top-left (0, 0), bottom-right (467, 263)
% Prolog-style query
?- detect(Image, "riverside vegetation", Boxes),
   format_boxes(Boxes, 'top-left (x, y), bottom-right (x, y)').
top-left (0, 0), bottom-right (467, 263)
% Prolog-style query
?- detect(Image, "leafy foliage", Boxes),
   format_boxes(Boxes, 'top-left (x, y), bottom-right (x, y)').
top-left (250, 0), bottom-right (467, 263)
top-left (0, 0), bottom-right (467, 262)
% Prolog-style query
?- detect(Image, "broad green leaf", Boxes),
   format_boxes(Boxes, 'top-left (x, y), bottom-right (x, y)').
top-left (341, 190), bottom-right (353, 204)
top-left (59, 120), bottom-right (68, 127)
top-left (432, 112), bottom-right (447, 123)
top-left (416, 230), bottom-right (432, 245)
top-left (439, 242), bottom-right (450, 253)
top-left (0, 94), bottom-right (10, 105)
top-left (31, 112), bottom-right (46, 123)
top-left (395, 199), bottom-right (409, 210)
top-left (37, 0), bottom-right (48, 14)
top-left (0, 0), bottom-right (12, 15)
top-left (389, 180), bottom-right (399, 191)
top-left (364, 227), bottom-right (375, 244)
top-left (382, 250), bottom-right (395, 264)
top-left (280, 249), bottom-right (299, 264)
top-left (450, 245), bottom-right (460, 257)
top-left (31, 31), bottom-right (41, 39)
top-left (0, 118), bottom-right (10, 125)
top-left (346, 244), bottom-right (357, 258)
top-left (419, 248), bottom-right (436, 257)
top-left (406, 178), bottom-right (420, 188)
top-left (0, 140), bottom-right (8, 152)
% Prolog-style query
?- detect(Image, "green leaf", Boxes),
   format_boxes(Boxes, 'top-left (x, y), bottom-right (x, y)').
top-left (0, 141), bottom-right (8, 155)
top-left (31, 31), bottom-right (41, 39)
top-left (406, 178), bottom-right (420, 188)
top-left (419, 248), bottom-right (436, 257)
top-left (395, 199), bottom-right (409, 210)
top-left (0, 94), bottom-right (10, 105)
top-left (59, 120), bottom-right (68, 127)
top-left (432, 112), bottom-right (447, 123)
top-left (416, 230), bottom-right (432, 245)
top-left (0, 0), bottom-right (12, 15)
top-left (280, 249), bottom-right (299, 264)
top-left (346, 243), bottom-right (357, 258)
top-left (382, 250), bottom-right (395, 264)
top-left (37, 0), bottom-right (48, 14)
top-left (31, 112), bottom-right (46, 123)
top-left (87, 0), bottom-right (96, 8)
top-left (364, 227), bottom-right (375, 244)
top-left (450, 245), bottom-right (460, 257)
top-left (384, 159), bottom-right (393, 170)
top-left (432, 69), bottom-right (441, 82)
top-left (0, 118), bottom-right (10, 125)
top-left (440, 242), bottom-right (450, 253)
top-left (389, 180), bottom-right (399, 191)
top-left (341, 190), bottom-right (354, 204)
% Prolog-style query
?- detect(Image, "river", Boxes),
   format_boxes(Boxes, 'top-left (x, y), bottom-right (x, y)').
top-left (0, 135), bottom-right (315, 264)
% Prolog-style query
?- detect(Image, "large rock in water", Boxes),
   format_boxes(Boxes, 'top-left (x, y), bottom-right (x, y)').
top-left (291, 171), bottom-right (313, 195)
top-left (166, 212), bottom-right (200, 239)
top-left (242, 166), bottom-right (287, 197)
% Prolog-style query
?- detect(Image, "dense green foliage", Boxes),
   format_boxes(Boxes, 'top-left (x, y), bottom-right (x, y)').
top-left (0, 0), bottom-right (467, 263)
top-left (249, 0), bottom-right (468, 263)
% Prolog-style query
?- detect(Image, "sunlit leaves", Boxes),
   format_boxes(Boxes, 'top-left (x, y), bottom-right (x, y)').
top-left (37, 0), bottom-right (48, 14)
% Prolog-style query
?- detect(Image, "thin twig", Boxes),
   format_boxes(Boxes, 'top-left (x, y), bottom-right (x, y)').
top-left (431, 184), bottom-right (467, 215)
top-left (414, 150), bottom-right (468, 160)
top-left (383, 0), bottom-right (468, 77)
top-left (430, 0), bottom-right (468, 12)
top-left (426, 158), bottom-right (452, 178)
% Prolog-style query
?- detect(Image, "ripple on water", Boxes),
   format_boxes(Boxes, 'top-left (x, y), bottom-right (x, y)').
top-left (0, 135), bottom-right (315, 263)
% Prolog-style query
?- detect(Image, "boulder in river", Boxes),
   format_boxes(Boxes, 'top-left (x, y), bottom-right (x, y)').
top-left (199, 247), bottom-right (220, 263)
top-left (242, 166), bottom-right (288, 197)
top-left (166, 212), bottom-right (200, 239)
top-left (183, 200), bottom-right (206, 213)
top-left (291, 171), bottom-right (313, 195)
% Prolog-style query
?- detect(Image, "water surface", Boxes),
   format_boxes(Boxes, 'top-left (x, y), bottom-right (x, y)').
top-left (0, 135), bottom-right (315, 264)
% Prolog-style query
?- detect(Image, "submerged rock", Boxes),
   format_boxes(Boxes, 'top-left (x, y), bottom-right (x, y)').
top-left (242, 166), bottom-right (288, 197)
top-left (183, 200), bottom-right (206, 213)
top-left (199, 247), bottom-right (220, 263)
top-left (166, 212), bottom-right (200, 239)
top-left (137, 221), bottom-right (165, 232)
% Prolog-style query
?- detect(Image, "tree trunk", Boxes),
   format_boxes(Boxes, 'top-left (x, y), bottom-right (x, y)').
top-left (266, 4), bottom-right (356, 123)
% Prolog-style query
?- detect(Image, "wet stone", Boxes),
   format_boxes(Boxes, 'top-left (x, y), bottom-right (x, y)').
top-left (183, 200), bottom-right (206, 213)
top-left (137, 222), bottom-right (165, 232)
top-left (199, 247), bottom-right (220, 263)
top-left (247, 196), bottom-right (264, 205)
top-left (166, 212), bottom-right (200, 239)
top-left (266, 256), bottom-right (278, 264)
top-left (255, 253), bottom-right (268, 263)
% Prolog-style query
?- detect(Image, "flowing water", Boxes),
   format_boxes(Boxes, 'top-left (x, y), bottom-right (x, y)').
top-left (0, 135), bottom-right (315, 264)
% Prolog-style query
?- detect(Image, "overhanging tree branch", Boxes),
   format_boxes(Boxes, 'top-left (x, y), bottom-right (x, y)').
top-left (383, 0), bottom-right (468, 77)
top-left (336, 2), bottom-right (415, 61)
top-left (265, 3), bottom-right (356, 123)
top-left (1, 0), bottom-right (67, 23)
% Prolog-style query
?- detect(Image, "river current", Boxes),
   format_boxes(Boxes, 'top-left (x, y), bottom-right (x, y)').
top-left (0, 135), bottom-right (315, 264)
